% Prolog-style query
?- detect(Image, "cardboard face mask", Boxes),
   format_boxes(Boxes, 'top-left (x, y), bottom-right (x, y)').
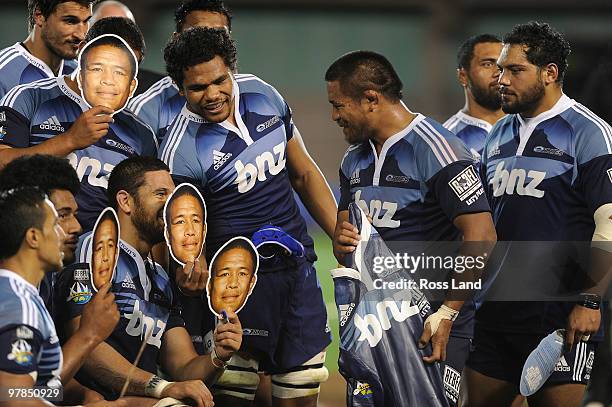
top-left (77, 34), bottom-right (138, 115)
top-left (206, 236), bottom-right (259, 316)
top-left (163, 183), bottom-right (207, 266)
top-left (89, 207), bottom-right (120, 291)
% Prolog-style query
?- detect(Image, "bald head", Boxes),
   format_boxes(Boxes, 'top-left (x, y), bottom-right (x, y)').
top-left (92, 0), bottom-right (135, 23)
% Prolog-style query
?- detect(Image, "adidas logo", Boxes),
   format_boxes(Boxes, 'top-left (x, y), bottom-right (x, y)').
top-left (40, 116), bottom-right (65, 132)
top-left (213, 149), bottom-right (232, 170)
top-left (339, 303), bottom-right (355, 327)
top-left (122, 274), bottom-right (136, 289)
top-left (554, 355), bottom-right (571, 372)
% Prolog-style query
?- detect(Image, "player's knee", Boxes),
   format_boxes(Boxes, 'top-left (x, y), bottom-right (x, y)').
top-left (213, 353), bottom-right (260, 401)
top-left (271, 352), bottom-right (329, 399)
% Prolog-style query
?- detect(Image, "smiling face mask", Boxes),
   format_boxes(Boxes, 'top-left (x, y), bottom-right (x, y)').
top-left (77, 34), bottom-right (139, 115)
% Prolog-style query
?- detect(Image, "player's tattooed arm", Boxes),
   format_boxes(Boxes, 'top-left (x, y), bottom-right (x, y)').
top-left (286, 127), bottom-right (337, 239)
top-left (160, 316), bottom-right (242, 384)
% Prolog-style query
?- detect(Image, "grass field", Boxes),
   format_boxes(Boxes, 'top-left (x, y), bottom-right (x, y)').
top-left (311, 231), bottom-right (347, 405)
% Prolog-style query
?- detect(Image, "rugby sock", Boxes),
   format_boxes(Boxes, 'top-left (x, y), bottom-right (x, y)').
top-left (520, 329), bottom-right (565, 396)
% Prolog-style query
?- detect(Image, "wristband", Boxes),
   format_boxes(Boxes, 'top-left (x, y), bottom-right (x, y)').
top-left (211, 346), bottom-right (228, 369)
top-left (145, 375), bottom-right (173, 398)
top-left (578, 293), bottom-right (601, 310)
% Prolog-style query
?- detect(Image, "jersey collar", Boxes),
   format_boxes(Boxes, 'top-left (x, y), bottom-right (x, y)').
top-left (515, 94), bottom-right (575, 155)
top-left (57, 75), bottom-right (89, 112)
top-left (15, 42), bottom-right (67, 78)
top-left (118, 239), bottom-right (152, 301)
top-left (454, 110), bottom-right (494, 132)
top-left (368, 106), bottom-right (425, 186)
top-left (0, 268), bottom-right (40, 294)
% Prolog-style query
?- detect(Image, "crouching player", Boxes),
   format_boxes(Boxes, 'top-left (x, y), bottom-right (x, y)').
top-left (56, 157), bottom-right (242, 406)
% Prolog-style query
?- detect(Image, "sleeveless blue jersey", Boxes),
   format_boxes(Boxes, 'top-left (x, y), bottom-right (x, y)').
top-left (55, 235), bottom-right (183, 400)
top-left (477, 95), bottom-right (612, 335)
top-left (0, 269), bottom-right (62, 389)
top-left (334, 204), bottom-right (448, 407)
top-left (0, 76), bottom-right (158, 231)
top-left (443, 110), bottom-right (494, 160)
top-left (159, 73), bottom-right (314, 260)
top-left (0, 43), bottom-right (75, 99)
top-left (127, 75), bottom-right (184, 144)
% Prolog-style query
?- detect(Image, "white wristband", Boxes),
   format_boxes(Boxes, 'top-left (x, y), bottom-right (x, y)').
top-left (145, 375), bottom-right (173, 398)
top-left (211, 345), bottom-right (228, 369)
top-left (423, 305), bottom-right (459, 336)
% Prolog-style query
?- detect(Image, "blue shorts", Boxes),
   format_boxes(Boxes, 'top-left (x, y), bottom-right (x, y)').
top-left (441, 335), bottom-right (472, 406)
top-left (201, 256), bottom-right (331, 373)
top-left (466, 324), bottom-right (597, 387)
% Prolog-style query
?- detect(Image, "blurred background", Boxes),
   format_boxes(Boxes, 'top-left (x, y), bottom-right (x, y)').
top-left (1, 1), bottom-right (611, 404)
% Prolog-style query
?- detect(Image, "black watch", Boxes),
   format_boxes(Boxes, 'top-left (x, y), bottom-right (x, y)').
top-left (578, 293), bottom-right (601, 310)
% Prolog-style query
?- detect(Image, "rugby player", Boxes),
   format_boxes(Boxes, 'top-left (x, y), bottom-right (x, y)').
top-left (464, 21), bottom-right (611, 407)
top-left (326, 51), bottom-right (497, 406)
top-left (0, 0), bottom-right (93, 98)
top-left (57, 157), bottom-right (241, 406)
top-left (160, 27), bottom-right (336, 406)
top-left (0, 18), bottom-right (156, 231)
top-left (128, 0), bottom-right (232, 142)
top-left (0, 186), bottom-right (119, 406)
top-left (444, 34), bottom-right (505, 159)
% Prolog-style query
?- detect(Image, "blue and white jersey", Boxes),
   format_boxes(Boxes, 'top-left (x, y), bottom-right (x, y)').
top-left (334, 205), bottom-right (447, 407)
top-left (443, 110), bottom-right (494, 160)
top-left (477, 94), bottom-right (612, 334)
top-left (159, 73), bottom-right (314, 259)
top-left (127, 75), bottom-right (183, 144)
top-left (55, 236), bottom-right (183, 400)
top-left (0, 43), bottom-right (75, 99)
top-left (339, 113), bottom-right (490, 243)
top-left (0, 269), bottom-right (62, 389)
top-left (0, 76), bottom-right (158, 231)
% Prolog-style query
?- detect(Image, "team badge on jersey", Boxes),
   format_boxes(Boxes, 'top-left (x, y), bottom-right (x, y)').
top-left (7, 339), bottom-right (34, 366)
top-left (353, 381), bottom-right (374, 398)
top-left (67, 282), bottom-right (92, 304)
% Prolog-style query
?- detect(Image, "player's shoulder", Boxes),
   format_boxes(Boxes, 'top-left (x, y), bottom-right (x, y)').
top-left (235, 73), bottom-right (285, 103)
top-left (0, 270), bottom-right (43, 329)
top-left (0, 44), bottom-right (28, 77)
top-left (443, 111), bottom-right (462, 131)
top-left (340, 143), bottom-right (368, 172)
top-left (411, 114), bottom-right (471, 165)
top-left (562, 101), bottom-right (612, 153)
top-left (116, 109), bottom-right (158, 145)
top-left (0, 76), bottom-right (58, 108)
top-left (128, 75), bottom-right (178, 114)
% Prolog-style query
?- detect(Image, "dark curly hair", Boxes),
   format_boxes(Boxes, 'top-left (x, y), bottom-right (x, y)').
top-left (0, 155), bottom-right (80, 196)
top-left (164, 27), bottom-right (237, 89)
top-left (85, 17), bottom-right (146, 62)
top-left (457, 33), bottom-right (501, 70)
top-left (175, 0), bottom-right (232, 32)
top-left (28, 0), bottom-right (96, 31)
top-left (503, 21), bottom-right (571, 84)
top-left (325, 50), bottom-right (403, 102)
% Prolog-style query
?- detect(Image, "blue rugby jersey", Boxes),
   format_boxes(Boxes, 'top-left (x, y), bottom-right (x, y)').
top-left (334, 204), bottom-right (447, 407)
top-left (0, 43), bottom-right (75, 99)
top-left (338, 114), bottom-right (491, 338)
top-left (159, 73), bottom-right (314, 259)
top-left (0, 269), bottom-right (62, 389)
top-left (127, 76), bottom-right (184, 144)
top-left (0, 76), bottom-right (158, 231)
top-left (56, 235), bottom-right (183, 400)
top-left (339, 113), bottom-right (490, 242)
top-left (477, 94), bottom-right (612, 334)
top-left (443, 110), bottom-right (494, 160)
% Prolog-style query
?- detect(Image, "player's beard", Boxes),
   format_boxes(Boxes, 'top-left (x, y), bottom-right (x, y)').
top-left (501, 77), bottom-right (545, 115)
top-left (469, 77), bottom-right (501, 111)
top-left (41, 27), bottom-right (79, 60)
top-left (132, 198), bottom-right (165, 246)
